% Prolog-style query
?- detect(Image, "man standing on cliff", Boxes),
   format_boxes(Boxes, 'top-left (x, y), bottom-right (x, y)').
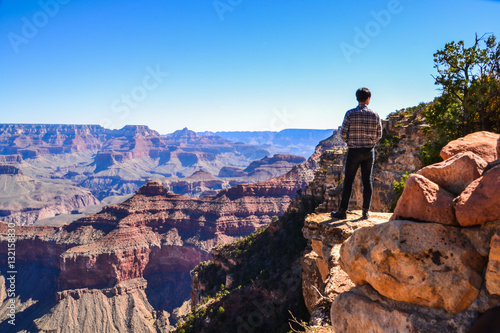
top-left (332, 87), bottom-right (382, 220)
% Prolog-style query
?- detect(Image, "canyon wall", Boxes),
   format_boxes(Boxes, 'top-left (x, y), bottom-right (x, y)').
top-left (0, 125), bottom-right (315, 225)
top-left (0, 132), bottom-right (326, 332)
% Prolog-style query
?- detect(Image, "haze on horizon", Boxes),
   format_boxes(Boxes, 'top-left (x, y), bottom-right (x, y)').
top-left (1, 0), bottom-right (499, 134)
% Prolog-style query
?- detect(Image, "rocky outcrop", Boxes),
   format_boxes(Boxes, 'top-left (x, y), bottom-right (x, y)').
top-left (486, 232), bottom-right (500, 295)
top-left (299, 130), bottom-right (500, 332)
top-left (301, 131), bottom-right (500, 332)
top-left (330, 285), bottom-right (478, 333)
top-left (301, 211), bottom-right (390, 319)
top-left (339, 220), bottom-right (486, 313)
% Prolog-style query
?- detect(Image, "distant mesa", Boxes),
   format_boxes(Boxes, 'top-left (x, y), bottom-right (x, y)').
top-left (168, 127), bottom-right (199, 142)
top-left (0, 154), bottom-right (23, 164)
top-left (0, 165), bottom-right (22, 175)
top-left (244, 154), bottom-right (306, 173)
top-left (186, 169), bottom-right (218, 181)
top-left (0, 124), bottom-right (160, 157)
top-left (218, 166), bottom-right (246, 178)
top-left (113, 124), bottom-right (160, 137)
top-left (135, 180), bottom-right (169, 196)
top-left (91, 151), bottom-right (121, 172)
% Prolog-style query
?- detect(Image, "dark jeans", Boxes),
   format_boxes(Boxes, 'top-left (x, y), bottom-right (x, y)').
top-left (339, 147), bottom-right (375, 211)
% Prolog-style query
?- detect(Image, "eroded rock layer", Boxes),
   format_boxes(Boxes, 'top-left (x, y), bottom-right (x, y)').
top-left (0, 175), bottom-right (308, 330)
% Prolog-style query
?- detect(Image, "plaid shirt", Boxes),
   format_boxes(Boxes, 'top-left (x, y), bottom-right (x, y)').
top-left (341, 104), bottom-right (382, 148)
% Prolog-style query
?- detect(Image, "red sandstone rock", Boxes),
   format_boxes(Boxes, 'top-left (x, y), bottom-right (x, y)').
top-left (339, 220), bottom-right (486, 313)
top-left (391, 174), bottom-right (457, 225)
top-left (330, 287), bottom-right (478, 333)
top-left (440, 131), bottom-right (500, 163)
top-left (455, 166), bottom-right (500, 226)
top-left (417, 151), bottom-right (487, 195)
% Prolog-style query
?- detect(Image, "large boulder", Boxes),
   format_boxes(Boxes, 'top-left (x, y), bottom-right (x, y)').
top-left (330, 290), bottom-right (415, 333)
top-left (440, 131), bottom-right (499, 163)
top-left (417, 151), bottom-right (487, 196)
top-left (339, 220), bottom-right (486, 313)
top-left (330, 286), bottom-right (478, 333)
top-left (455, 166), bottom-right (500, 227)
top-left (391, 174), bottom-right (457, 225)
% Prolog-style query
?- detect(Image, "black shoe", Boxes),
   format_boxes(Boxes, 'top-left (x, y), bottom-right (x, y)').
top-left (362, 209), bottom-right (370, 219)
top-left (331, 208), bottom-right (346, 219)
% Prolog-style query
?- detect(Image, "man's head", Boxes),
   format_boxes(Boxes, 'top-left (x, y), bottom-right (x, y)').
top-left (356, 88), bottom-right (371, 104)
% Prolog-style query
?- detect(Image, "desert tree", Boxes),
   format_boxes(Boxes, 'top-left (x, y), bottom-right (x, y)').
top-left (425, 33), bottom-right (500, 139)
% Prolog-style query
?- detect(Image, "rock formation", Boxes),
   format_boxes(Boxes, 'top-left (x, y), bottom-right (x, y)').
top-left (0, 172), bottom-right (100, 226)
top-left (0, 173), bottom-right (315, 331)
top-left (0, 124), bottom-right (318, 225)
top-left (162, 154), bottom-right (307, 198)
top-left (302, 131), bottom-right (500, 332)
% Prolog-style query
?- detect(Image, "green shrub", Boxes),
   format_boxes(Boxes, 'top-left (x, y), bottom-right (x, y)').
top-left (419, 139), bottom-right (446, 167)
top-left (390, 172), bottom-right (410, 212)
top-left (377, 131), bottom-right (400, 163)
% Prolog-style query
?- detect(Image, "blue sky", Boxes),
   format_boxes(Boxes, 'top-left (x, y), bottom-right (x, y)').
top-left (1, 0), bottom-right (499, 134)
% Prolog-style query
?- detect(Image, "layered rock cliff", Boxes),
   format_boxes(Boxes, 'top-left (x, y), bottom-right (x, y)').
top-left (0, 138), bottom-right (325, 332)
top-left (0, 172), bottom-right (100, 226)
top-left (0, 124), bottom-right (316, 225)
top-left (161, 154), bottom-right (307, 198)
top-left (172, 133), bottom-right (344, 332)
